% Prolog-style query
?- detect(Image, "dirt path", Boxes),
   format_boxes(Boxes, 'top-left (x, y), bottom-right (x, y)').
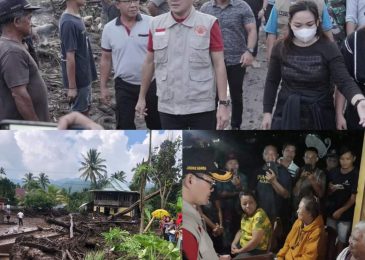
top-left (241, 29), bottom-right (268, 130)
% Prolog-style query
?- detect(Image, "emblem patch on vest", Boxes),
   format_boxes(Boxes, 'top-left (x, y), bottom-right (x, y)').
top-left (194, 25), bottom-right (207, 37)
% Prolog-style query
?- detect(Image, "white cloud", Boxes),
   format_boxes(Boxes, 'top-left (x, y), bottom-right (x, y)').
top-left (0, 130), bottom-right (182, 183)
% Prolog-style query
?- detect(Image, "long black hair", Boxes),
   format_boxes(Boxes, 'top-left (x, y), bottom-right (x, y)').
top-left (283, 0), bottom-right (328, 49)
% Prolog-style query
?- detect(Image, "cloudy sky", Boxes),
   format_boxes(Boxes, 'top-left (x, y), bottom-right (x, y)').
top-left (0, 130), bottom-right (181, 182)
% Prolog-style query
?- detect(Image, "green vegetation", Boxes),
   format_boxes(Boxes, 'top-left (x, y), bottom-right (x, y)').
top-left (102, 227), bottom-right (181, 260)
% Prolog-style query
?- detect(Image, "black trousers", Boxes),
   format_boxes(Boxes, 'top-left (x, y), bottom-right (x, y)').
top-left (159, 110), bottom-right (216, 129)
top-left (114, 78), bottom-right (161, 130)
top-left (18, 218), bottom-right (23, 226)
top-left (226, 64), bottom-right (246, 128)
top-left (253, 15), bottom-right (262, 57)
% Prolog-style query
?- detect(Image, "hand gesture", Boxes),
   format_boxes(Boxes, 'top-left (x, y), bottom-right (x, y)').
top-left (135, 97), bottom-right (148, 118)
top-left (216, 106), bottom-right (229, 130)
top-left (356, 99), bottom-right (365, 127)
top-left (261, 113), bottom-right (272, 129)
top-left (336, 113), bottom-right (347, 130)
top-left (240, 51), bottom-right (254, 67)
top-left (67, 88), bottom-right (77, 104)
top-left (265, 169), bottom-right (277, 183)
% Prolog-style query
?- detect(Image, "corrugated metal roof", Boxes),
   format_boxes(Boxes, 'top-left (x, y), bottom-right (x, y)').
top-left (100, 178), bottom-right (131, 192)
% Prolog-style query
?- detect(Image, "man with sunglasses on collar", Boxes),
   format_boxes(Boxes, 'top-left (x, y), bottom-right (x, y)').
top-left (0, 0), bottom-right (49, 122)
top-left (182, 149), bottom-right (232, 260)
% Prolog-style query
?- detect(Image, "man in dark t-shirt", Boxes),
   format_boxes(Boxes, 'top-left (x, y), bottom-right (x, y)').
top-left (253, 145), bottom-right (292, 223)
top-left (0, 0), bottom-right (49, 122)
top-left (60, 0), bottom-right (97, 116)
top-left (326, 147), bottom-right (359, 255)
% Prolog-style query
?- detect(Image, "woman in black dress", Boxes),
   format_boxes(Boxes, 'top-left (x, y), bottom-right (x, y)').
top-left (261, 0), bottom-right (365, 130)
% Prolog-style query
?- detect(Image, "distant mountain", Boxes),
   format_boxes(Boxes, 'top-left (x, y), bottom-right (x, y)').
top-left (9, 177), bottom-right (91, 192)
top-left (51, 178), bottom-right (91, 192)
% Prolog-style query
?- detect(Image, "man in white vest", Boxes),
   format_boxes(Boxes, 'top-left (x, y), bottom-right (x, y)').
top-left (135, 0), bottom-right (230, 130)
top-left (182, 148), bottom-right (233, 259)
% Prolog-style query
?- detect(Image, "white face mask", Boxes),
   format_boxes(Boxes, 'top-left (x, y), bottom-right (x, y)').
top-left (291, 26), bottom-right (317, 43)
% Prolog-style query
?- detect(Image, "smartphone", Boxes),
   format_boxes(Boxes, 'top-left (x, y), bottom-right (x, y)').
top-left (263, 161), bottom-right (278, 174)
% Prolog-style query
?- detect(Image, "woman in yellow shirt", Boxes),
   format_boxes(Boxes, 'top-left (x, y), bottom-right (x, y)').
top-left (231, 190), bottom-right (272, 256)
top-left (277, 196), bottom-right (324, 260)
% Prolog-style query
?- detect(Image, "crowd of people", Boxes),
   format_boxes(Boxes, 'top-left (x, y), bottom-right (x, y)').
top-left (1, 0), bottom-right (364, 130)
top-left (182, 142), bottom-right (361, 259)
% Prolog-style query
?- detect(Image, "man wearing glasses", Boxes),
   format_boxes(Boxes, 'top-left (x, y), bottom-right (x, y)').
top-left (182, 149), bottom-right (232, 259)
top-left (100, 0), bottom-right (161, 129)
top-left (135, 0), bottom-right (230, 130)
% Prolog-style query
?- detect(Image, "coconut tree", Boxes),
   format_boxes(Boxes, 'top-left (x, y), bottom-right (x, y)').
top-left (38, 172), bottom-right (50, 190)
top-left (79, 149), bottom-right (107, 187)
top-left (22, 172), bottom-right (40, 190)
top-left (111, 171), bottom-right (127, 183)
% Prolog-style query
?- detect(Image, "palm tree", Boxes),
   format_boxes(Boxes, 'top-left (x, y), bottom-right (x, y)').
top-left (0, 167), bottom-right (6, 179)
top-left (111, 171), bottom-right (127, 183)
top-left (22, 172), bottom-right (34, 187)
top-left (38, 172), bottom-right (50, 190)
top-left (79, 149), bottom-right (107, 187)
top-left (130, 162), bottom-right (151, 191)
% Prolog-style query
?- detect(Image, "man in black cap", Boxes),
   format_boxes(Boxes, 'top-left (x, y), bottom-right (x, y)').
top-left (0, 0), bottom-right (49, 122)
top-left (182, 148), bottom-right (232, 260)
top-left (326, 148), bottom-right (339, 172)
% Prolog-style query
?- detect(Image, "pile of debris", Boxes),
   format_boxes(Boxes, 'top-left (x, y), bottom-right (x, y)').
top-left (9, 213), bottom-right (139, 260)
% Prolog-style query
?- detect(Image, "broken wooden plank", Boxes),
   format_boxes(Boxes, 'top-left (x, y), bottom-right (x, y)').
top-left (46, 218), bottom-right (84, 234)
top-left (108, 190), bottom-right (160, 220)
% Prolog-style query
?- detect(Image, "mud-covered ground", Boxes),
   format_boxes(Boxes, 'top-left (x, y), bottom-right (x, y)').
top-left (30, 0), bottom-right (267, 130)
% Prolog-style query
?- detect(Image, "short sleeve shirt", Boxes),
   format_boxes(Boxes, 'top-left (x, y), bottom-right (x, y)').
top-left (326, 167), bottom-right (359, 221)
top-left (200, 0), bottom-right (256, 65)
top-left (59, 13), bottom-right (97, 89)
top-left (215, 172), bottom-right (248, 214)
top-left (255, 164), bottom-right (292, 222)
top-left (0, 39), bottom-right (49, 121)
top-left (265, 4), bottom-right (333, 34)
top-left (240, 208), bottom-right (272, 251)
top-left (101, 14), bottom-right (151, 84)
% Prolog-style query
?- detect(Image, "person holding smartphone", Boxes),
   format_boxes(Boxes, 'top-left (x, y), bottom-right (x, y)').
top-left (292, 147), bottom-right (326, 218)
top-left (253, 145), bottom-right (292, 223)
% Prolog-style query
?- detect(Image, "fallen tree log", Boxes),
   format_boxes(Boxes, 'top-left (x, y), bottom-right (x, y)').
top-left (46, 218), bottom-right (84, 234)
top-left (108, 189), bottom-right (160, 220)
top-left (20, 242), bottom-right (60, 254)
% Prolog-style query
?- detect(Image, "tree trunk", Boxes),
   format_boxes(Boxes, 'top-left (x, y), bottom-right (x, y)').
top-left (69, 214), bottom-right (73, 239)
top-left (139, 130), bottom-right (152, 233)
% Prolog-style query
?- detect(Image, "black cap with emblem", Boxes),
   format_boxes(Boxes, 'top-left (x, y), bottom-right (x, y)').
top-left (183, 148), bottom-right (233, 182)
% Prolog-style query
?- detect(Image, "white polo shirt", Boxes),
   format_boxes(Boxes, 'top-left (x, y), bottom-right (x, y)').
top-left (101, 14), bottom-right (151, 85)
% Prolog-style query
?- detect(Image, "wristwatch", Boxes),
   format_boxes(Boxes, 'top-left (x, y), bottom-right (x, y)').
top-left (218, 100), bottom-right (230, 107)
top-left (246, 48), bottom-right (254, 55)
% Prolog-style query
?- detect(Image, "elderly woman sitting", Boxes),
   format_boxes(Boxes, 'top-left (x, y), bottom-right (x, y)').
top-left (231, 190), bottom-right (272, 256)
top-left (337, 221), bottom-right (365, 260)
top-left (277, 196), bottom-right (324, 260)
